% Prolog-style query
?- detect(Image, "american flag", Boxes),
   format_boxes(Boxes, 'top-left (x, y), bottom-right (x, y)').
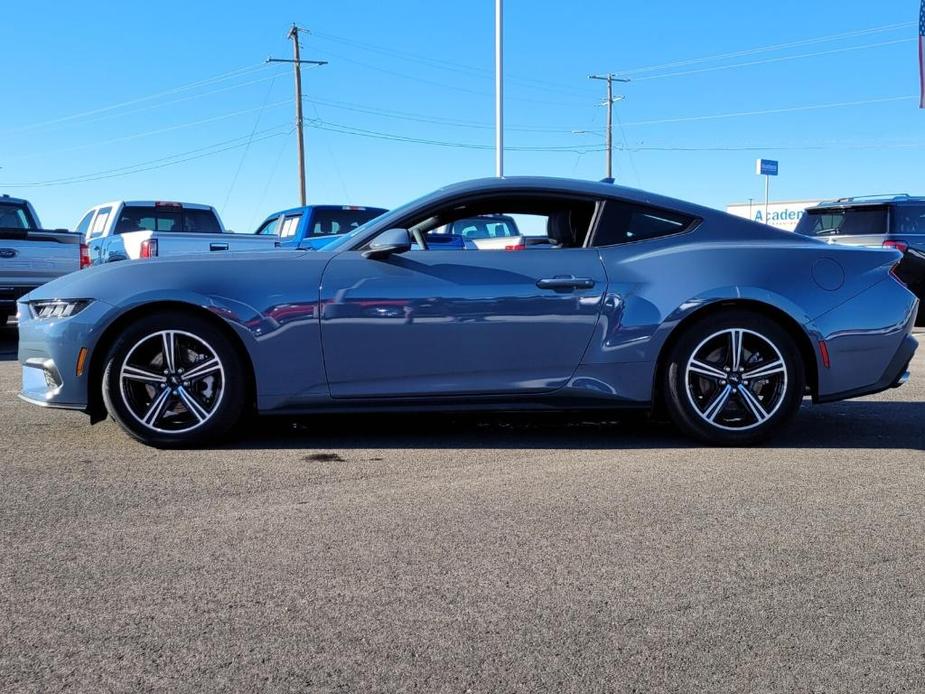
top-left (920, 0), bottom-right (925, 107)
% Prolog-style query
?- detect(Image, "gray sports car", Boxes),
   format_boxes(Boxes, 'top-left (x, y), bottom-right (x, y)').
top-left (17, 177), bottom-right (919, 447)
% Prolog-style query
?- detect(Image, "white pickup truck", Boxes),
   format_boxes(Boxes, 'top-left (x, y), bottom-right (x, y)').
top-left (78, 201), bottom-right (278, 265)
top-left (0, 195), bottom-right (82, 325)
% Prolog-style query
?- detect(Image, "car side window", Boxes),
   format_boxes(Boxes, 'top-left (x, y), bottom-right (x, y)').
top-left (75, 211), bottom-right (95, 236)
top-left (892, 206), bottom-right (925, 234)
top-left (256, 216), bottom-right (281, 236)
top-left (279, 215), bottom-right (302, 239)
top-left (89, 207), bottom-right (112, 238)
top-left (590, 201), bottom-right (695, 247)
top-left (391, 195), bottom-right (598, 251)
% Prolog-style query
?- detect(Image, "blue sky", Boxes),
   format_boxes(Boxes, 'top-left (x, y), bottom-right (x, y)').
top-left (1, 1), bottom-right (922, 230)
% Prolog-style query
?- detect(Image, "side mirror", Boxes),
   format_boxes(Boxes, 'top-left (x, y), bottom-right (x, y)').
top-left (363, 228), bottom-right (412, 259)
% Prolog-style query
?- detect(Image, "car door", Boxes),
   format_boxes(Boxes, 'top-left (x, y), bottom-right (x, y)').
top-left (319, 248), bottom-right (607, 399)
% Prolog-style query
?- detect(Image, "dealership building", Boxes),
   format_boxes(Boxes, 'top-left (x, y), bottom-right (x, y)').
top-left (726, 200), bottom-right (822, 232)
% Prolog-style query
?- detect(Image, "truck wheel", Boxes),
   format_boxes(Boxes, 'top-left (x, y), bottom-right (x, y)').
top-left (663, 311), bottom-right (805, 446)
top-left (101, 312), bottom-right (247, 448)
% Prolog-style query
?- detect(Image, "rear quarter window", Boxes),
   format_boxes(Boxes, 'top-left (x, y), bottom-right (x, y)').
top-left (590, 201), bottom-right (695, 247)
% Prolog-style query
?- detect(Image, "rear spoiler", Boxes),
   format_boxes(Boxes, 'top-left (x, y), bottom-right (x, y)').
top-left (0, 227), bottom-right (79, 243)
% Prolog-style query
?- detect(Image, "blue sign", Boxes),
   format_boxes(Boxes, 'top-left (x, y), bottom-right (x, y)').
top-left (756, 159), bottom-right (779, 176)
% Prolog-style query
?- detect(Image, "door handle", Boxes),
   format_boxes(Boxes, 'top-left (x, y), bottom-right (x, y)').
top-left (210, 242), bottom-right (230, 251)
top-left (536, 276), bottom-right (596, 290)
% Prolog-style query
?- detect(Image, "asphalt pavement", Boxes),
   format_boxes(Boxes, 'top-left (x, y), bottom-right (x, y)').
top-left (1, 323), bottom-right (923, 692)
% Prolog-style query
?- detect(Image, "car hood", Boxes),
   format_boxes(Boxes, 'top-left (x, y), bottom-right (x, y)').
top-left (24, 248), bottom-right (324, 305)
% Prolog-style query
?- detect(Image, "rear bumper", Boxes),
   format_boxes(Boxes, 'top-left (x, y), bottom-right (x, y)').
top-left (816, 332), bottom-right (917, 403)
top-left (812, 277), bottom-right (918, 403)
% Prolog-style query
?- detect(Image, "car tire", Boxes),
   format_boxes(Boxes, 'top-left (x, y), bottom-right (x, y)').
top-left (101, 311), bottom-right (247, 448)
top-left (663, 311), bottom-right (805, 446)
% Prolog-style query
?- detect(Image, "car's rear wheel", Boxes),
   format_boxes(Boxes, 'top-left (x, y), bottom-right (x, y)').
top-left (101, 312), bottom-right (247, 447)
top-left (663, 311), bottom-right (805, 446)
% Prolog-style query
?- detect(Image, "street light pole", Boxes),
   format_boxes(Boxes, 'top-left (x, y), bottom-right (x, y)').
top-left (495, 0), bottom-right (504, 177)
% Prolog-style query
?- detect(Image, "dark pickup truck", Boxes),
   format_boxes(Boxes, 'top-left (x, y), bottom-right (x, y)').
top-left (0, 195), bottom-right (82, 325)
top-left (795, 194), bottom-right (924, 325)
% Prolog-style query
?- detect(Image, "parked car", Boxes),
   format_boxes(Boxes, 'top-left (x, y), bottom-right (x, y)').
top-left (0, 195), bottom-right (83, 326)
top-left (794, 194), bottom-right (924, 324)
top-left (255, 204), bottom-right (386, 250)
top-left (79, 201), bottom-right (278, 265)
top-left (17, 177), bottom-right (918, 448)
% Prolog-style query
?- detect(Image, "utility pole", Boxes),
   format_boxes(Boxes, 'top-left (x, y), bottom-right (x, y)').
top-left (589, 73), bottom-right (629, 180)
top-left (268, 24), bottom-right (327, 206)
top-left (495, 0), bottom-right (504, 177)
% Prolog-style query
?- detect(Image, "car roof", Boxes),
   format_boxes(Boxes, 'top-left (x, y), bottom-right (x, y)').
top-left (811, 194), bottom-right (925, 209)
top-left (0, 194), bottom-right (30, 205)
top-left (264, 204), bottom-right (389, 217)
top-left (88, 201), bottom-right (215, 211)
top-left (424, 176), bottom-right (721, 219)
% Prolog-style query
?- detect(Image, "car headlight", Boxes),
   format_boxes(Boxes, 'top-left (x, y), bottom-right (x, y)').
top-left (29, 299), bottom-right (92, 320)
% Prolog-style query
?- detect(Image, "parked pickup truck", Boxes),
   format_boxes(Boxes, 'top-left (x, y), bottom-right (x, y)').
top-left (0, 195), bottom-right (82, 325)
top-left (255, 204), bottom-right (387, 250)
top-left (79, 200), bottom-right (278, 265)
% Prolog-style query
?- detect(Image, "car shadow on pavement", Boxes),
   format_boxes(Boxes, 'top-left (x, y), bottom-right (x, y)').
top-left (227, 399), bottom-right (925, 452)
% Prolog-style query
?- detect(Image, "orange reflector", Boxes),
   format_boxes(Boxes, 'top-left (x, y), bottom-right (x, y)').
top-left (76, 347), bottom-right (89, 377)
top-left (818, 340), bottom-right (830, 369)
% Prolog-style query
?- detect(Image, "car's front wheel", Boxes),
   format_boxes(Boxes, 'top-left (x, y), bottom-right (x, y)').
top-left (663, 311), bottom-right (805, 446)
top-left (101, 312), bottom-right (247, 447)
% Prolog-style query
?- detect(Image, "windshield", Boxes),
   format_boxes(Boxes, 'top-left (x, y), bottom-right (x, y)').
top-left (0, 202), bottom-right (36, 230)
top-left (794, 207), bottom-right (888, 237)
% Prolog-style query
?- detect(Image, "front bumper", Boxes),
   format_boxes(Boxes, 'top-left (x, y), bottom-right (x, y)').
top-left (17, 299), bottom-right (115, 410)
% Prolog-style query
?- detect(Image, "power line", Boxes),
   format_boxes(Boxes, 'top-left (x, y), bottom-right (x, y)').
top-left (621, 95), bottom-right (917, 126)
top-left (307, 119), bottom-right (605, 153)
top-left (221, 74), bottom-right (281, 214)
top-left (620, 21), bottom-right (915, 75)
top-left (5, 98), bottom-right (293, 162)
top-left (309, 46), bottom-right (585, 107)
top-left (0, 126), bottom-right (291, 187)
top-left (635, 37), bottom-right (916, 82)
top-left (301, 95), bottom-right (584, 133)
top-left (0, 71), bottom-right (288, 137)
top-left (307, 29), bottom-right (593, 98)
top-left (0, 64), bottom-right (270, 135)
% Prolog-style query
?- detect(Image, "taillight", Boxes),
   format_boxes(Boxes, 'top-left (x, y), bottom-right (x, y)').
top-left (139, 239), bottom-right (158, 258)
top-left (504, 243), bottom-right (526, 251)
top-left (883, 240), bottom-right (909, 253)
top-left (79, 243), bottom-right (91, 269)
